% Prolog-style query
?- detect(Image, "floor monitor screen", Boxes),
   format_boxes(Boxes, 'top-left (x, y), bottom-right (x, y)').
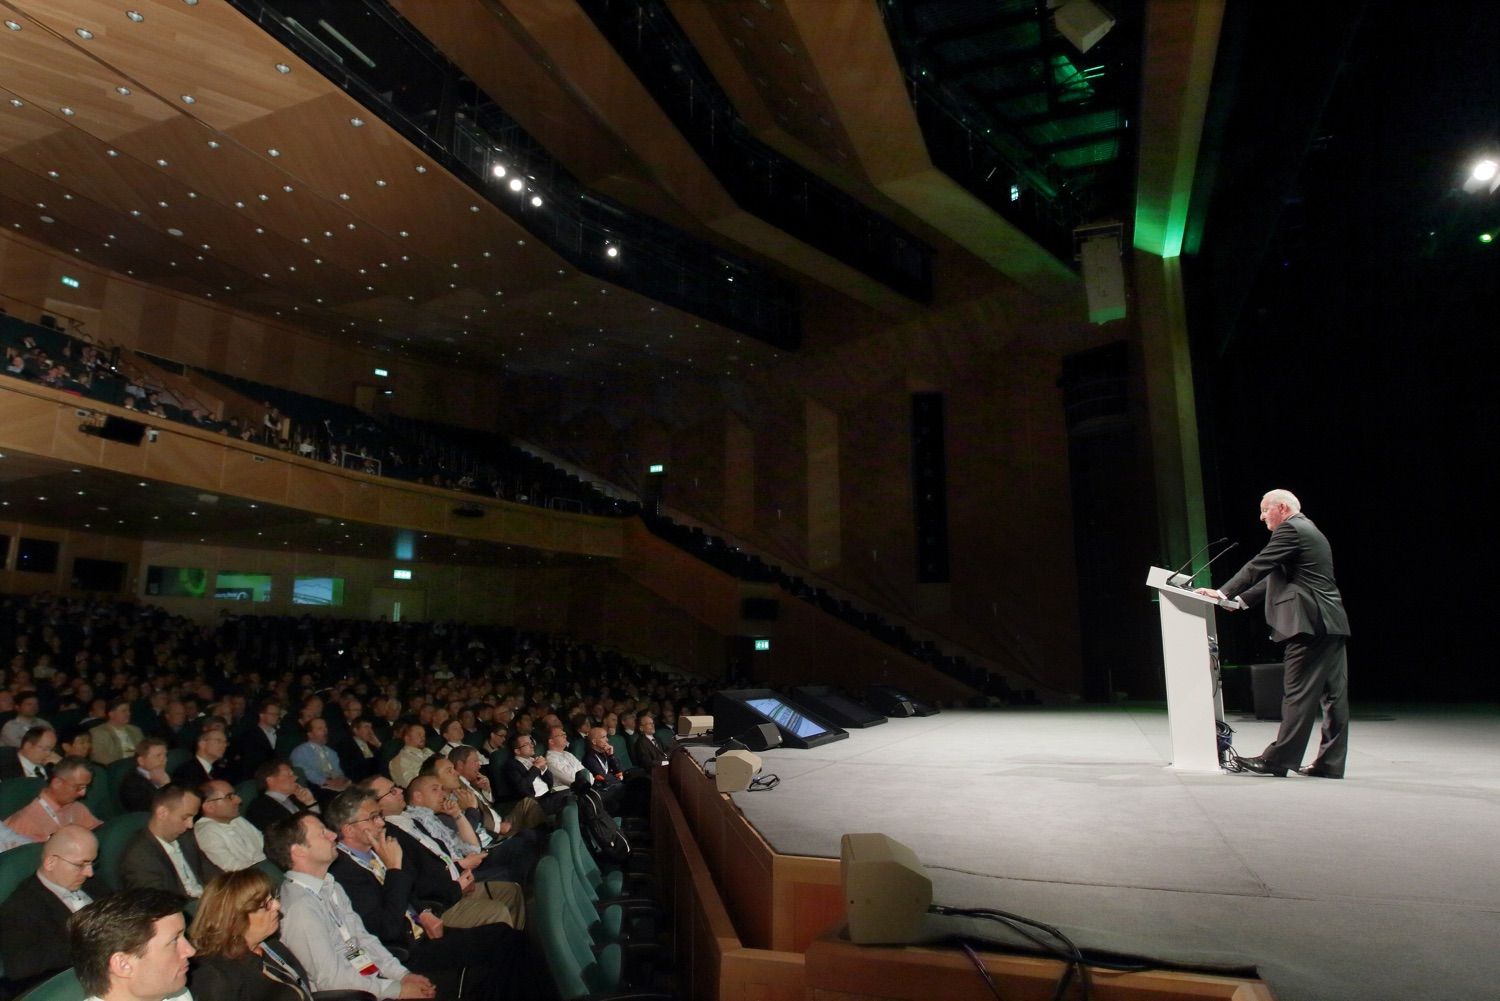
top-left (747, 697), bottom-right (828, 739)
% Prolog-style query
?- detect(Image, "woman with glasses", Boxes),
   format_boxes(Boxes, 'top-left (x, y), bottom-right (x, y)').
top-left (189, 868), bottom-right (368, 1001)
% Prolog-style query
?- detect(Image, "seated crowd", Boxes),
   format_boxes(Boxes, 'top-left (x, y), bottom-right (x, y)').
top-left (0, 594), bottom-right (696, 999)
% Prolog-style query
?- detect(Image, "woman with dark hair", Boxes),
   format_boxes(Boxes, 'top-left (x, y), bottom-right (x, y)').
top-left (188, 868), bottom-right (366, 1001)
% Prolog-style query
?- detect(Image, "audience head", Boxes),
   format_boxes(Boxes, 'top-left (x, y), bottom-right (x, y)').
top-left (637, 711), bottom-right (656, 734)
top-left (58, 726), bottom-right (93, 759)
top-left (14, 690), bottom-right (39, 717)
top-left (40, 824), bottom-right (98, 892)
top-left (351, 717), bottom-right (378, 746)
top-left (256, 699), bottom-right (282, 729)
top-left (588, 727), bottom-right (611, 754)
top-left (508, 731), bottom-right (536, 759)
top-left (194, 727), bottom-right (228, 763)
top-left (327, 788), bottom-right (382, 849)
top-left (46, 756), bottom-right (93, 805)
top-left (258, 760), bottom-right (298, 796)
top-left (148, 785), bottom-right (201, 842)
top-left (360, 775), bottom-right (405, 816)
top-left (106, 698), bottom-right (132, 726)
top-left (197, 780), bottom-right (242, 823)
top-left (265, 812), bottom-right (335, 875)
top-left (19, 724), bottom-right (58, 765)
top-left (405, 775), bottom-right (444, 812)
top-left (306, 718), bottom-right (329, 745)
top-left (448, 744), bottom-right (481, 779)
top-left (70, 889), bottom-right (194, 1001)
top-left (190, 868), bottom-right (280, 959)
top-left (402, 722), bottom-right (428, 748)
top-left (546, 726), bottom-right (569, 751)
top-left (135, 737), bottom-right (168, 772)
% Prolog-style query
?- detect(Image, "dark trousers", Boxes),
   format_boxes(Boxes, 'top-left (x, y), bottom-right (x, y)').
top-left (1262, 632), bottom-right (1349, 775)
top-left (407, 922), bottom-right (537, 1001)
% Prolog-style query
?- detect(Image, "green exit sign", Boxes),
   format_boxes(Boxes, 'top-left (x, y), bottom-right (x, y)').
top-left (60, 275), bottom-right (81, 289)
top-left (753, 638), bottom-right (771, 652)
top-left (648, 463), bottom-right (665, 474)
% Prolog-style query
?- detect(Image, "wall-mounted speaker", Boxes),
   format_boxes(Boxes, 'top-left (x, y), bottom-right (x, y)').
top-left (840, 833), bottom-right (933, 945)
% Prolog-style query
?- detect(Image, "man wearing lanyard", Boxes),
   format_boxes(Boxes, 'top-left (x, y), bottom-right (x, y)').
top-left (69, 889), bottom-right (195, 1001)
top-left (265, 812), bottom-right (436, 1000)
top-left (291, 719), bottom-right (352, 803)
top-left (4, 755), bottom-right (102, 841)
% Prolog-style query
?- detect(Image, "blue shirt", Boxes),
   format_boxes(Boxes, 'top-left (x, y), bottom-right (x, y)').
top-left (290, 742), bottom-right (345, 786)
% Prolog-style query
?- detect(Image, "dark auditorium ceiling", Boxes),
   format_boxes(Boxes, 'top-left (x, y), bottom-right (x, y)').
top-left (0, 0), bottom-right (1142, 380)
top-left (0, 448), bottom-right (601, 566)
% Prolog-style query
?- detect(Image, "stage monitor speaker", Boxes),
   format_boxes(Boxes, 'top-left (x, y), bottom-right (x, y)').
top-left (791, 686), bottom-right (887, 728)
top-left (736, 722), bottom-right (781, 752)
top-left (677, 715), bottom-right (713, 738)
top-left (97, 415), bottom-right (147, 445)
top-left (715, 749), bottom-right (762, 793)
top-left (865, 685), bottom-right (940, 717)
top-left (712, 689), bottom-right (848, 749)
top-left (840, 833), bottom-right (933, 945)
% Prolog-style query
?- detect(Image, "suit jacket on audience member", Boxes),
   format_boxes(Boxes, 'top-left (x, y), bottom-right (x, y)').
top-left (244, 792), bottom-right (304, 832)
top-left (384, 824), bottom-right (462, 912)
top-left (171, 756), bottom-right (229, 789)
top-left (231, 727), bottom-right (278, 782)
top-left (496, 754), bottom-right (548, 804)
top-left (0, 753), bottom-right (46, 780)
top-left (120, 827), bottom-right (223, 894)
top-left (88, 723), bottom-right (144, 765)
top-left (631, 732), bottom-right (668, 767)
top-left (334, 737), bottom-right (381, 783)
top-left (118, 768), bottom-right (161, 813)
top-left (0, 874), bottom-right (75, 990)
top-left (328, 848), bottom-right (424, 951)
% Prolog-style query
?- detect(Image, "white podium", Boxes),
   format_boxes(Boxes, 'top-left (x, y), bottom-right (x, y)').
top-left (1146, 566), bottom-right (1237, 772)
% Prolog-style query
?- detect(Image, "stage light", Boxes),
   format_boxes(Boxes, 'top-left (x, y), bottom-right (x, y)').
top-left (508, 178), bottom-right (523, 192)
top-left (530, 195), bottom-right (542, 207)
top-left (606, 244), bottom-right (619, 258)
top-left (1481, 233), bottom-right (1494, 244)
top-left (1473, 159), bottom-right (1498, 182)
top-left (491, 163), bottom-right (506, 178)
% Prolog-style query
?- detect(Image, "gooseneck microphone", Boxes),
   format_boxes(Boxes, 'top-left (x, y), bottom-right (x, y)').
top-left (1166, 537), bottom-right (1228, 587)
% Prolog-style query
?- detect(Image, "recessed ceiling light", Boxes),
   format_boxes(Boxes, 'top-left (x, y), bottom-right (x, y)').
top-left (255, 227), bottom-right (264, 234)
top-left (115, 86), bottom-right (131, 96)
top-left (60, 107), bottom-right (75, 116)
top-left (155, 158), bottom-right (168, 167)
top-left (8, 98), bottom-right (22, 107)
top-left (274, 62), bottom-right (290, 74)
top-left (507, 178), bottom-right (523, 192)
top-left (74, 27), bottom-right (93, 39)
top-left (349, 116), bottom-right (364, 127)
top-left (108, 148), bottom-right (119, 156)
top-left (234, 200), bottom-right (245, 208)
top-left (157, 200), bottom-right (168, 207)
top-left (39, 215), bottom-right (54, 224)
top-left (282, 184), bottom-right (293, 193)
top-left (181, 94), bottom-right (195, 104)
top-left (47, 169), bottom-right (59, 178)
top-left (258, 193), bottom-right (269, 201)
top-left (267, 148), bottom-right (280, 157)
top-left (375, 178), bottom-right (387, 187)
top-left (183, 0), bottom-right (197, 7)
top-left (207, 140), bottom-right (220, 148)
top-left (470, 204), bottom-right (480, 212)
top-left (339, 192), bottom-right (350, 201)
top-left (131, 209), bottom-right (141, 216)
top-left (4, 20), bottom-right (21, 31)
top-left (167, 227), bottom-right (183, 236)
top-left (399, 230), bottom-right (409, 238)
top-left (300, 237), bottom-right (311, 244)
top-left (126, 9), bottom-right (144, 22)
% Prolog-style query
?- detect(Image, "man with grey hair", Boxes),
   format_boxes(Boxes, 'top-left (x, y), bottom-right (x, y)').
top-left (1199, 488), bottom-right (1350, 777)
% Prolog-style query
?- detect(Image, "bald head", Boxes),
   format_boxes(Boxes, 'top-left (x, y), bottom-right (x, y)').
top-left (41, 824), bottom-right (98, 892)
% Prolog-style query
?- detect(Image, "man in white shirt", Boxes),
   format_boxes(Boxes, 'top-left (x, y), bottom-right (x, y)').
top-left (69, 888), bottom-right (195, 1001)
top-left (542, 725), bottom-right (590, 791)
top-left (0, 825), bottom-right (97, 991)
top-left (265, 812), bottom-right (435, 1000)
top-left (192, 779), bottom-right (266, 872)
top-left (388, 724), bottom-right (433, 789)
top-left (0, 691), bottom-right (48, 747)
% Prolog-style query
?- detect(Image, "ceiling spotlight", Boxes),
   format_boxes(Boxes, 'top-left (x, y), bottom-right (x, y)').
top-left (350, 116), bottom-right (364, 127)
top-left (8, 98), bottom-right (22, 107)
top-left (183, 0), bottom-right (198, 7)
top-left (469, 204), bottom-right (480, 212)
top-left (491, 164), bottom-right (507, 178)
top-left (605, 244), bottom-right (620, 258)
top-left (167, 227), bottom-right (183, 236)
top-left (74, 27), bottom-right (93, 39)
top-left (530, 195), bottom-right (543, 207)
top-left (207, 140), bottom-right (219, 148)
top-left (274, 62), bottom-right (290, 73)
top-left (1473, 159), bottom-right (1498, 182)
top-left (4, 20), bottom-right (21, 30)
top-left (155, 158), bottom-right (168, 167)
top-left (115, 86), bottom-right (131, 96)
top-left (1482, 232), bottom-right (1495, 244)
top-left (267, 148), bottom-right (280, 157)
top-left (415, 165), bottom-right (427, 174)
top-left (181, 94), bottom-right (195, 104)
top-left (126, 10), bottom-right (144, 21)
top-left (375, 179), bottom-right (387, 187)
top-left (507, 178), bottom-right (523, 192)
top-left (60, 106), bottom-right (75, 116)
top-left (339, 192), bottom-right (350, 200)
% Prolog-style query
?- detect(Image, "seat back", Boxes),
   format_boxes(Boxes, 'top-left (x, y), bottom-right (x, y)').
top-left (607, 734), bottom-right (635, 770)
top-left (253, 858), bottom-right (286, 891)
top-left (16, 967), bottom-right (84, 1001)
top-left (165, 747), bottom-right (193, 774)
top-left (0, 776), bottom-right (45, 817)
top-left (82, 762), bottom-right (117, 822)
top-left (93, 812), bottom-right (149, 891)
top-left (0, 842), bottom-right (43, 904)
top-left (533, 857), bottom-right (591, 1001)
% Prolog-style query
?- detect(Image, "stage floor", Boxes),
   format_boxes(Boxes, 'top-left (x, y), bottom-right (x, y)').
top-left (689, 705), bottom-right (1500, 1001)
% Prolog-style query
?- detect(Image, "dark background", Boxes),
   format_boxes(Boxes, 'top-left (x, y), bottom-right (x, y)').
top-left (1188, 1), bottom-right (1500, 702)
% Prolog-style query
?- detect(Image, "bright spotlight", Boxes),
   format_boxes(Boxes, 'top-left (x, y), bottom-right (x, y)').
top-left (1474, 160), bottom-right (1498, 182)
top-left (605, 244), bottom-right (619, 258)
top-left (508, 178), bottom-right (523, 192)
top-left (1481, 232), bottom-right (1495, 244)
top-left (491, 163), bottom-right (507, 179)
top-left (530, 195), bottom-right (543, 207)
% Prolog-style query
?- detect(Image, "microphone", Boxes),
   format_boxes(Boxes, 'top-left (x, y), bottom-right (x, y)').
top-left (1174, 540), bottom-right (1240, 589)
top-left (1166, 537), bottom-right (1227, 587)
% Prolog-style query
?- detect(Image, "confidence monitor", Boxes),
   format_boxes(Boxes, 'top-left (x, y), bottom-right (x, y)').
top-left (712, 689), bottom-right (848, 749)
top-left (790, 686), bottom-right (887, 728)
top-left (865, 684), bottom-right (940, 717)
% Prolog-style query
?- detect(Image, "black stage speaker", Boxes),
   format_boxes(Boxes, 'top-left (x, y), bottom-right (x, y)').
top-left (791, 686), bottom-right (887, 728)
top-left (865, 685), bottom-right (940, 718)
top-left (911, 392), bottom-right (950, 583)
top-left (711, 689), bottom-right (848, 749)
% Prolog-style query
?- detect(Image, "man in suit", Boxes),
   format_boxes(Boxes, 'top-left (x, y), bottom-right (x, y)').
top-left (0, 724), bottom-right (57, 779)
top-left (244, 758), bottom-right (319, 831)
top-left (229, 698), bottom-right (281, 781)
top-left (90, 698), bottom-right (145, 765)
top-left (0, 824), bottom-right (98, 995)
top-left (170, 726), bottom-right (230, 787)
top-left (121, 784), bottom-right (222, 904)
top-left (119, 737), bottom-right (171, 813)
top-left (336, 716), bottom-right (384, 782)
top-left (1199, 489), bottom-right (1351, 778)
top-left (497, 732), bottom-right (569, 817)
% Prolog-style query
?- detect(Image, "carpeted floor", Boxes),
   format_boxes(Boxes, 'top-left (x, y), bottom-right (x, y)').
top-left (688, 705), bottom-right (1500, 1001)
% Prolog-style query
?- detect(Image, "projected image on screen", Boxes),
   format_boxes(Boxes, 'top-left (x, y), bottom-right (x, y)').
top-left (747, 698), bottom-right (827, 739)
top-left (146, 566), bottom-right (209, 598)
top-left (293, 576), bottom-right (345, 606)
top-left (214, 572), bottom-right (273, 602)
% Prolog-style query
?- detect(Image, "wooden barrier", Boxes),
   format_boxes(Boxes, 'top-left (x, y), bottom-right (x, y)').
top-left (659, 752), bottom-right (1275, 1001)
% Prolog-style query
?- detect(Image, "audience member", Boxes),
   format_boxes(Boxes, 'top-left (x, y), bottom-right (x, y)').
top-left (245, 761), bottom-right (318, 831)
top-left (121, 786), bottom-right (221, 904)
top-left (90, 698), bottom-right (145, 765)
top-left (5, 755), bottom-right (102, 841)
top-left (230, 699), bottom-right (282, 781)
top-left (70, 889), bottom-right (194, 1001)
top-left (0, 724), bottom-right (58, 779)
top-left (187, 868), bottom-right (317, 1001)
top-left (194, 780), bottom-right (267, 873)
top-left (336, 717), bottom-right (383, 783)
top-left (172, 728), bottom-right (230, 787)
top-left (387, 724), bottom-right (432, 789)
top-left (120, 738), bottom-right (172, 813)
top-left (289, 718), bottom-right (350, 800)
top-left (0, 825), bottom-right (98, 993)
top-left (0, 690), bottom-right (48, 747)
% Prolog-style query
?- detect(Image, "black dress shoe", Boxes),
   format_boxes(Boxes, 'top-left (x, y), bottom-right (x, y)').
top-left (1233, 755), bottom-right (1287, 777)
top-left (1295, 765), bottom-right (1343, 779)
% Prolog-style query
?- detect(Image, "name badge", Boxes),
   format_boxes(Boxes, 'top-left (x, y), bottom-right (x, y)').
top-left (344, 946), bottom-right (379, 977)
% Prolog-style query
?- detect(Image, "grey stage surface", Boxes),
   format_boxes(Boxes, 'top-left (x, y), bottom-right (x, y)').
top-left (689, 706), bottom-right (1500, 1001)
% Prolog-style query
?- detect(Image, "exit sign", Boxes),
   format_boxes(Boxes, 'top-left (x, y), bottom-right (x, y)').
top-left (753, 638), bottom-right (771, 652)
top-left (60, 275), bottom-right (81, 289)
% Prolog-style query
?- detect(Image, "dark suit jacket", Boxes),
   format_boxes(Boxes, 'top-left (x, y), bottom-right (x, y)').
top-left (0, 754), bottom-right (46, 781)
top-left (329, 848), bottom-right (423, 951)
top-left (496, 755), bottom-right (548, 803)
top-left (0, 875), bottom-right (73, 988)
top-left (631, 732), bottom-right (668, 767)
top-left (1222, 514), bottom-right (1350, 642)
top-left (335, 737), bottom-right (381, 783)
top-left (171, 757), bottom-right (229, 789)
top-left (119, 768), bottom-right (162, 813)
top-left (244, 793), bottom-right (303, 832)
top-left (187, 938), bottom-right (314, 1001)
top-left (581, 748), bottom-right (624, 785)
top-left (231, 727), bottom-right (278, 782)
top-left (384, 824), bottom-right (462, 912)
top-left (120, 827), bottom-right (222, 895)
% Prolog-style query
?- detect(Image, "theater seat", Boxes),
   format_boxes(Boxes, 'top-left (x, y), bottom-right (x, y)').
top-left (93, 812), bottom-right (148, 892)
top-left (0, 777), bottom-right (44, 818)
top-left (0, 843), bottom-right (43, 905)
top-left (14, 967), bottom-right (83, 1001)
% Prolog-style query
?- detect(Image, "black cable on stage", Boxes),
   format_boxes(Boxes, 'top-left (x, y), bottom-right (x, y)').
top-left (955, 940), bottom-right (1003, 1001)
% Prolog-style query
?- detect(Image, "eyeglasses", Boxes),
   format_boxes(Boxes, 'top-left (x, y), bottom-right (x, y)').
top-left (202, 792), bottom-right (240, 804)
top-left (376, 786), bottom-right (403, 802)
top-left (351, 813), bottom-right (382, 825)
top-left (52, 855), bottom-right (96, 870)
